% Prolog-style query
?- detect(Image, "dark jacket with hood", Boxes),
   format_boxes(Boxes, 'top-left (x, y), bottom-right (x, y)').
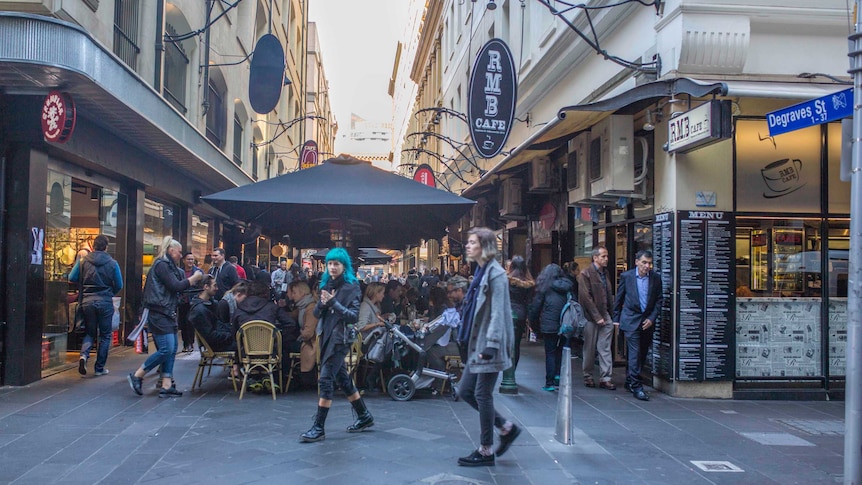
top-left (508, 276), bottom-right (535, 323)
top-left (189, 296), bottom-right (235, 351)
top-left (314, 275), bottom-right (361, 363)
top-left (528, 276), bottom-right (574, 334)
top-left (71, 250), bottom-right (123, 304)
top-left (143, 256), bottom-right (189, 322)
top-left (232, 295), bottom-right (299, 343)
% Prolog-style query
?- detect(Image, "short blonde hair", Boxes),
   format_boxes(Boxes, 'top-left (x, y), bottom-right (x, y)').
top-left (467, 227), bottom-right (497, 264)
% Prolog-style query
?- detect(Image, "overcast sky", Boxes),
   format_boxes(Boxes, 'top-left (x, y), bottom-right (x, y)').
top-left (308, 0), bottom-right (411, 153)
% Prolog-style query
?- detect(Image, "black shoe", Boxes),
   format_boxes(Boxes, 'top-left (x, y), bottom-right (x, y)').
top-left (624, 382), bottom-right (632, 392)
top-left (495, 424), bottom-right (521, 457)
top-left (458, 449), bottom-right (495, 467)
top-left (300, 406), bottom-right (329, 443)
top-left (347, 398), bottom-right (374, 432)
top-left (78, 357), bottom-right (87, 376)
top-left (159, 386), bottom-right (183, 398)
top-left (633, 389), bottom-right (650, 401)
top-left (127, 373), bottom-right (143, 396)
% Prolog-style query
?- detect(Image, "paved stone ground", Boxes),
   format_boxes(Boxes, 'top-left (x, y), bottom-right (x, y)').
top-left (0, 342), bottom-right (845, 484)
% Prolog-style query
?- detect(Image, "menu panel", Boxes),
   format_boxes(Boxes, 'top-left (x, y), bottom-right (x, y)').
top-left (652, 212), bottom-right (674, 379)
top-left (676, 211), bottom-right (735, 381)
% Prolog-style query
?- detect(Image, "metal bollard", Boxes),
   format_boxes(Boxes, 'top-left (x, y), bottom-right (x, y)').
top-left (554, 346), bottom-right (573, 445)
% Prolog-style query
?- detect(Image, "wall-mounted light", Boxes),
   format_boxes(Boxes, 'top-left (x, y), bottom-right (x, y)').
top-left (487, 0), bottom-right (497, 10)
top-left (642, 110), bottom-right (656, 132)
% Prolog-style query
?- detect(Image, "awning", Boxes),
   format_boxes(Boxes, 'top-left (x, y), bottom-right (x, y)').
top-left (462, 76), bottom-right (847, 198)
top-left (0, 13), bottom-right (252, 192)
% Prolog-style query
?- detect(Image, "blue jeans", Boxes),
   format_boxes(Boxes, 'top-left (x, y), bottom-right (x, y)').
top-left (80, 299), bottom-right (114, 372)
top-left (143, 332), bottom-right (177, 378)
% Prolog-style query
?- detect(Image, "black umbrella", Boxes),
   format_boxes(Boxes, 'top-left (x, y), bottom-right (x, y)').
top-left (311, 248), bottom-right (394, 265)
top-left (202, 155), bottom-right (475, 248)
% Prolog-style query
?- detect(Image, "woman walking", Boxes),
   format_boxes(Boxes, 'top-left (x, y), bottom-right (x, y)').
top-left (506, 256), bottom-right (534, 381)
top-left (300, 248), bottom-right (373, 442)
top-left (455, 227), bottom-right (520, 467)
top-left (127, 236), bottom-right (203, 397)
top-left (528, 263), bottom-right (573, 391)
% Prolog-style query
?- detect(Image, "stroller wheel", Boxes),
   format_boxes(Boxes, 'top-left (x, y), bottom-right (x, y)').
top-left (387, 374), bottom-right (416, 401)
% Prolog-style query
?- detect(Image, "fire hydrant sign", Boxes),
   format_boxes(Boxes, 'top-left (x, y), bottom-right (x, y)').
top-left (766, 87), bottom-right (852, 137)
top-left (468, 38), bottom-right (517, 159)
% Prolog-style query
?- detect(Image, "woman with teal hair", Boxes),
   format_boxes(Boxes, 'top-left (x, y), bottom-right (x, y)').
top-left (300, 248), bottom-right (373, 442)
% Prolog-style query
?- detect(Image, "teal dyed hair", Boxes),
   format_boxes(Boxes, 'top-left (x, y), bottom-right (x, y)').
top-left (320, 247), bottom-right (357, 288)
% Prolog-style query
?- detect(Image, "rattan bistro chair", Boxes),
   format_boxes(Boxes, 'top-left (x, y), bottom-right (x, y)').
top-left (192, 329), bottom-right (237, 392)
top-left (236, 320), bottom-right (282, 400)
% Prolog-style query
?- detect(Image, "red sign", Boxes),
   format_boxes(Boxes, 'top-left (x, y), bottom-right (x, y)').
top-left (300, 140), bottom-right (318, 169)
top-left (539, 202), bottom-right (556, 230)
top-left (413, 163), bottom-right (436, 188)
top-left (41, 91), bottom-right (76, 143)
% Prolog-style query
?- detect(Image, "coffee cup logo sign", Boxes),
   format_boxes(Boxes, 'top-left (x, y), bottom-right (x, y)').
top-left (469, 39), bottom-right (517, 159)
top-left (41, 91), bottom-right (76, 143)
top-left (760, 158), bottom-right (806, 198)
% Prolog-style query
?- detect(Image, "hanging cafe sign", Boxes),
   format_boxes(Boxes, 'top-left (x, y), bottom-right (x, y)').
top-left (41, 90), bottom-right (76, 143)
top-left (469, 38), bottom-right (517, 159)
top-left (413, 163), bottom-right (436, 188)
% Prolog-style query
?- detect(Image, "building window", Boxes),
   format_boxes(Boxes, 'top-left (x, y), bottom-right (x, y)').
top-left (113, 0), bottom-right (141, 70)
top-left (163, 24), bottom-right (189, 114)
top-left (206, 73), bottom-right (227, 149)
top-left (252, 145), bottom-right (259, 180)
top-left (233, 114), bottom-right (243, 166)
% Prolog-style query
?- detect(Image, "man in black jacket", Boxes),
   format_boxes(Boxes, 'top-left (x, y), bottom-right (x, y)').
top-left (209, 248), bottom-right (239, 301)
top-left (190, 275), bottom-right (235, 352)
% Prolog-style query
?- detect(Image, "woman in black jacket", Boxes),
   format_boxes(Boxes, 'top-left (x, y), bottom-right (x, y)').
top-left (300, 248), bottom-right (373, 443)
top-left (528, 263), bottom-right (573, 391)
top-left (506, 256), bottom-right (534, 379)
top-left (128, 236), bottom-right (203, 398)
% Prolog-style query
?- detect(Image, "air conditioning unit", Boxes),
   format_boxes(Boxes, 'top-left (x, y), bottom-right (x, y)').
top-left (589, 115), bottom-right (634, 197)
top-left (499, 178), bottom-right (523, 218)
top-left (470, 201), bottom-right (486, 228)
top-left (567, 132), bottom-right (591, 204)
top-left (529, 156), bottom-right (556, 192)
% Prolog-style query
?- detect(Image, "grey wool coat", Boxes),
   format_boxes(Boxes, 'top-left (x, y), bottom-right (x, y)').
top-left (464, 258), bottom-right (514, 373)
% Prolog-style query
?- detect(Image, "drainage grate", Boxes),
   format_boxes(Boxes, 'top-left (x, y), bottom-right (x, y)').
top-left (774, 419), bottom-right (845, 436)
top-left (691, 460), bottom-right (744, 473)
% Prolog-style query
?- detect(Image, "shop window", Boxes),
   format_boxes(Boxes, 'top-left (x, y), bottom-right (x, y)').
top-left (191, 214), bottom-right (212, 273)
top-left (827, 123), bottom-right (851, 214)
top-left (143, 198), bottom-right (177, 286)
top-left (163, 23), bottom-right (189, 114)
top-left (113, 0), bottom-right (140, 70)
top-left (735, 217), bottom-right (822, 378)
top-left (826, 219), bottom-right (849, 377)
top-left (735, 119), bottom-right (821, 213)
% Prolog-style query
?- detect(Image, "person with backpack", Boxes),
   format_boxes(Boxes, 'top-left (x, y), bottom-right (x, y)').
top-left (613, 250), bottom-right (662, 401)
top-left (528, 263), bottom-right (573, 391)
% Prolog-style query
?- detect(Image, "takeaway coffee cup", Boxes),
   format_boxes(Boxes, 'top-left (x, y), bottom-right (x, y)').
top-left (761, 158), bottom-right (802, 193)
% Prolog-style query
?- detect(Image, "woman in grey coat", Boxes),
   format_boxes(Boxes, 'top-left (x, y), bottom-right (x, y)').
top-left (455, 227), bottom-right (521, 467)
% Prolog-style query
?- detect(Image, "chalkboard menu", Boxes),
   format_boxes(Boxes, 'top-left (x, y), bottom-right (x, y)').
top-left (676, 211), bottom-right (735, 381)
top-left (651, 212), bottom-right (674, 379)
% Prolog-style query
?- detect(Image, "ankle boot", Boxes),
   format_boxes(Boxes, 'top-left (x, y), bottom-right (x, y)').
top-left (300, 406), bottom-right (329, 442)
top-left (346, 398), bottom-right (374, 433)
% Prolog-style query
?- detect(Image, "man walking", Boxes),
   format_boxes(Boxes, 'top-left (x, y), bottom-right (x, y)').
top-left (209, 248), bottom-right (238, 301)
top-left (614, 250), bottom-right (662, 401)
top-left (70, 235), bottom-right (123, 376)
top-left (578, 246), bottom-right (616, 390)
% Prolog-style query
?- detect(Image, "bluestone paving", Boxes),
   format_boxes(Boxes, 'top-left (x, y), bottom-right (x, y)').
top-left (0, 342), bottom-right (846, 484)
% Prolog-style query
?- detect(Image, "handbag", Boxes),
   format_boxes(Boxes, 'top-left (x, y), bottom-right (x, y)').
top-left (126, 308), bottom-right (149, 344)
top-left (365, 330), bottom-right (392, 363)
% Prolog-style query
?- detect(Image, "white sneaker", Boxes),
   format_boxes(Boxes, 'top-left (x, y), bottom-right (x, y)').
top-left (78, 357), bottom-right (87, 376)
top-left (94, 369), bottom-right (110, 376)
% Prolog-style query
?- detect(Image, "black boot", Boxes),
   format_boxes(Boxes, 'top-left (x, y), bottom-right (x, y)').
top-left (346, 398), bottom-right (374, 433)
top-left (300, 406), bottom-right (328, 442)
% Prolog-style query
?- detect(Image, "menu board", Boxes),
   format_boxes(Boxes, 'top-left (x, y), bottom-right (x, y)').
top-left (676, 211), bottom-right (735, 381)
top-left (651, 212), bottom-right (674, 379)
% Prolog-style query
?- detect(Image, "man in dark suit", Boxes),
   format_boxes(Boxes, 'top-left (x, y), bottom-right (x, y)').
top-left (613, 250), bottom-right (662, 401)
top-left (208, 248), bottom-right (239, 301)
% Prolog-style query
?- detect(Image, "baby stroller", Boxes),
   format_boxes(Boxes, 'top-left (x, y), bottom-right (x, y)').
top-left (366, 315), bottom-right (459, 401)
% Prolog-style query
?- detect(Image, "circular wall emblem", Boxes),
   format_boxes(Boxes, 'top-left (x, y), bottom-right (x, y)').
top-left (41, 91), bottom-right (76, 143)
top-left (413, 164), bottom-right (436, 188)
top-left (468, 38), bottom-right (518, 159)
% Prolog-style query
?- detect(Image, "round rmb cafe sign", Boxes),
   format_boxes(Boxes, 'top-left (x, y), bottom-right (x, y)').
top-left (413, 163), bottom-right (436, 188)
top-left (468, 38), bottom-right (517, 159)
top-left (41, 91), bottom-right (76, 143)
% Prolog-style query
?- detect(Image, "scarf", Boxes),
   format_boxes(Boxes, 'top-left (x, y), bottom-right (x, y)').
top-left (457, 262), bottom-right (487, 346)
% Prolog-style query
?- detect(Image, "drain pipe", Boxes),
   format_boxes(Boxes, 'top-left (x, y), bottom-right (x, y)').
top-left (554, 346), bottom-right (573, 445)
top-left (845, 2), bottom-right (862, 482)
top-left (0, 156), bottom-right (6, 385)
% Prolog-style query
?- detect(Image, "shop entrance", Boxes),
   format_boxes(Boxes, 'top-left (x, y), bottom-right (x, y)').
top-left (43, 172), bottom-right (127, 376)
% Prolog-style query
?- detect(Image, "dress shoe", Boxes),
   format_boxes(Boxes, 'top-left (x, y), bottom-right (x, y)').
top-left (127, 373), bottom-right (143, 396)
top-left (633, 389), bottom-right (650, 401)
top-left (584, 378), bottom-right (596, 388)
top-left (599, 381), bottom-right (617, 391)
top-left (495, 424), bottom-right (521, 457)
top-left (458, 449), bottom-right (495, 467)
